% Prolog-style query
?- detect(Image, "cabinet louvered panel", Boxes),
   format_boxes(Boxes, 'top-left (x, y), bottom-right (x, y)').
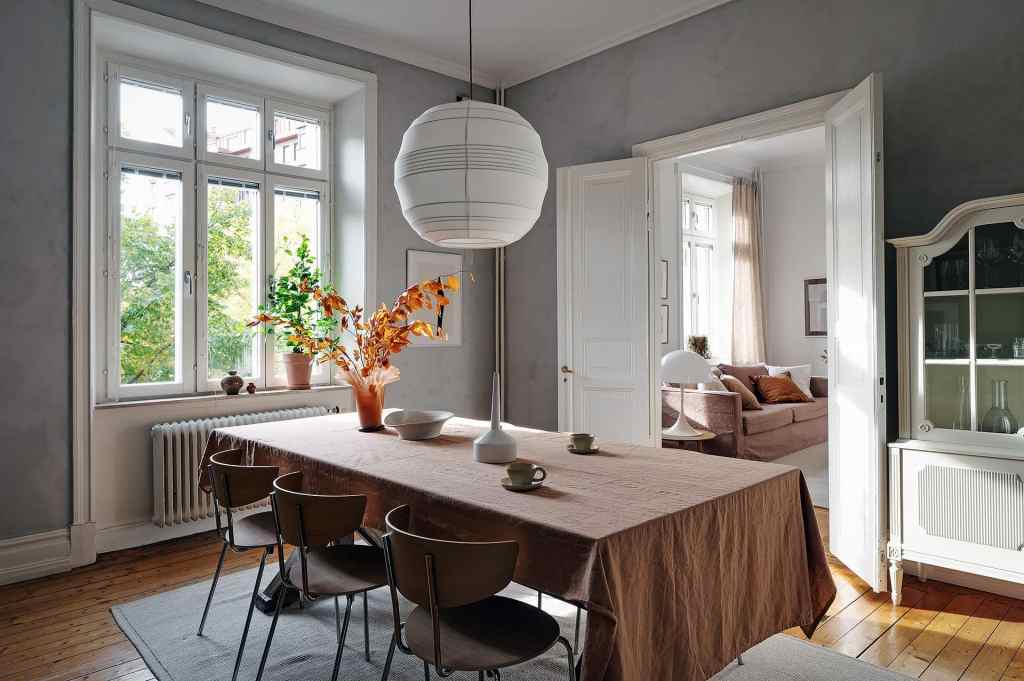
top-left (918, 464), bottom-right (1024, 551)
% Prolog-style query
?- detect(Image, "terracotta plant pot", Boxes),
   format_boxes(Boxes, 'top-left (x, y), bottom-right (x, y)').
top-left (281, 352), bottom-right (313, 389)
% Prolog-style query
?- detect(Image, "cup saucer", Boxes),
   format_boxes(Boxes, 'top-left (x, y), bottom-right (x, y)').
top-left (501, 477), bottom-right (544, 492)
top-left (567, 444), bottom-right (600, 455)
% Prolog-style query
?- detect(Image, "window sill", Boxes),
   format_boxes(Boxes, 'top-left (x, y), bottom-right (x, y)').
top-left (95, 384), bottom-right (350, 411)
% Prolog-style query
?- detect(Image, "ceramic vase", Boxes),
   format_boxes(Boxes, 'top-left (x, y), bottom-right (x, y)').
top-left (220, 370), bottom-right (244, 395)
top-left (474, 372), bottom-right (517, 463)
top-left (342, 366), bottom-right (400, 432)
top-left (281, 352), bottom-right (313, 390)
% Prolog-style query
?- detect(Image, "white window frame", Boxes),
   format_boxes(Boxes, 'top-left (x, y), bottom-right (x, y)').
top-left (266, 174), bottom-right (332, 386)
top-left (108, 62), bottom-right (195, 159)
top-left (197, 165), bottom-right (267, 392)
top-left (99, 53), bottom-right (335, 401)
top-left (197, 83), bottom-right (266, 171)
top-left (107, 151), bottom-right (197, 399)
top-left (267, 99), bottom-right (331, 180)
top-left (680, 192), bottom-right (717, 344)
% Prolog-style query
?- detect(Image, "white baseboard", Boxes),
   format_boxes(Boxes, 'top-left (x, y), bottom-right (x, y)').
top-left (96, 517), bottom-right (219, 554)
top-left (905, 561), bottom-right (1024, 601)
top-left (71, 521), bottom-right (97, 568)
top-left (0, 529), bottom-right (72, 586)
top-left (96, 505), bottom-right (265, 554)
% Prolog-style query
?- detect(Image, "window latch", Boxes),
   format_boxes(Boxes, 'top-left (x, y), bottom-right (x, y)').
top-left (184, 270), bottom-right (193, 297)
top-left (184, 112), bottom-right (192, 138)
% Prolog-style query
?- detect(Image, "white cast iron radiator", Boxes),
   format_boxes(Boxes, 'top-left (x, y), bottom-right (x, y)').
top-left (151, 406), bottom-right (333, 527)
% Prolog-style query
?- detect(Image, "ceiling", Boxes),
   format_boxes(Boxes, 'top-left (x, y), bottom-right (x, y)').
top-left (202, 0), bottom-right (734, 87)
top-left (687, 126), bottom-right (826, 175)
top-left (680, 173), bottom-right (731, 198)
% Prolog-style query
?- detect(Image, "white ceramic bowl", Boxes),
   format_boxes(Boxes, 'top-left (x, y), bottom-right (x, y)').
top-left (384, 410), bottom-right (454, 440)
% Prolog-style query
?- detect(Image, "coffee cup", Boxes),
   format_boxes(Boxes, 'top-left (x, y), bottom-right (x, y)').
top-left (570, 432), bottom-right (595, 451)
top-left (507, 462), bottom-right (546, 486)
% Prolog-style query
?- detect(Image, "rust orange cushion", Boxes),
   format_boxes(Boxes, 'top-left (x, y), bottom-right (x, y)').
top-left (753, 374), bottom-right (814, 404)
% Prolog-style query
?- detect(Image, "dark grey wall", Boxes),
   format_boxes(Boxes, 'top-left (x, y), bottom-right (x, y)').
top-left (504, 0), bottom-right (1024, 431)
top-left (1, 0), bottom-right (73, 540)
top-left (0, 0), bottom-right (494, 540)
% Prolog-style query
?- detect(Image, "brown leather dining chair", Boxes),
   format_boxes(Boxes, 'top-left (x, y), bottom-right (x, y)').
top-left (380, 505), bottom-right (576, 681)
top-left (254, 471), bottom-right (388, 681)
top-left (203, 449), bottom-right (280, 681)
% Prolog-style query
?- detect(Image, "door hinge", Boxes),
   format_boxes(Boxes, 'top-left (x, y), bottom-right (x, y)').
top-left (103, 71), bottom-right (109, 83)
top-left (875, 151), bottom-right (882, 163)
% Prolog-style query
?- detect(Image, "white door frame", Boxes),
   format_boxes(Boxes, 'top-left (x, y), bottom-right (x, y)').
top-left (631, 90), bottom-right (848, 452)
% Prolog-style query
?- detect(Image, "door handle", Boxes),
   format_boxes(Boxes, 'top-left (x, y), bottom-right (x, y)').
top-left (560, 365), bottom-right (574, 374)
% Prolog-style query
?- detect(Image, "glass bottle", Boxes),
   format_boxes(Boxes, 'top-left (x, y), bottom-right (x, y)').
top-left (981, 379), bottom-right (1019, 434)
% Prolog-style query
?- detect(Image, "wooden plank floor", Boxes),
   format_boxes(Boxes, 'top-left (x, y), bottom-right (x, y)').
top-left (2, 509), bottom-right (1022, 681)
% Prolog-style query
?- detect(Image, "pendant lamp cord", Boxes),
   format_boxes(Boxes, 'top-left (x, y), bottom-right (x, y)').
top-left (467, 0), bottom-right (473, 101)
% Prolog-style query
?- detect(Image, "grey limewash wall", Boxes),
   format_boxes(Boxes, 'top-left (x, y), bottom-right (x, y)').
top-left (0, 0), bottom-right (495, 540)
top-left (503, 0), bottom-right (1024, 432)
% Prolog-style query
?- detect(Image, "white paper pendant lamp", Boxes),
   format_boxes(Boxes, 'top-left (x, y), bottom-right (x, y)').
top-left (395, 100), bottom-right (548, 249)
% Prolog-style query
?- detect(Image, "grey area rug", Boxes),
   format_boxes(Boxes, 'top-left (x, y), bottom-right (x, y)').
top-left (113, 564), bottom-right (913, 681)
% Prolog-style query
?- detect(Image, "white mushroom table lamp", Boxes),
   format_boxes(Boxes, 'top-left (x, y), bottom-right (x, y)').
top-left (660, 350), bottom-right (712, 439)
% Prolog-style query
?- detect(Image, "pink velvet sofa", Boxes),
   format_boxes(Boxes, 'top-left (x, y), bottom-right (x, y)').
top-left (661, 376), bottom-right (828, 461)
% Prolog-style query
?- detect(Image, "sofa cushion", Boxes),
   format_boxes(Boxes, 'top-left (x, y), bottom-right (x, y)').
top-left (742, 403), bottom-right (795, 435)
top-left (792, 397), bottom-right (828, 423)
top-left (767, 364), bottom-right (813, 399)
top-left (753, 375), bottom-right (814, 404)
top-left (717, 363), bottom-right (768, 393)
top-left (721, 375), bottom-right (762, 410)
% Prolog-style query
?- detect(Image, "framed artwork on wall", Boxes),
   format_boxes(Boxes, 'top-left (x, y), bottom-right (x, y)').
top-left (407, 249), bottom-right (463, 346)
top-left (658, 304), bottom-right (670, 344)
top-left (658, 259), bottom-right (669, 299)
top-left (804, 277), bottom-right (827, 337)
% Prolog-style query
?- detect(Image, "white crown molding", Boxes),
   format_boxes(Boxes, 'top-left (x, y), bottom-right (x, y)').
top-left (502, 0), bottom-right (734, 86)
top-left (199, 0), bottom-right (498, 89)
top-left (0, 529), bottom-right (72, 586)
top-left (887, 193), bottom-right (1024, 249)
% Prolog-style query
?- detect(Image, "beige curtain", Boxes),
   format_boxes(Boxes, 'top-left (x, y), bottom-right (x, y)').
top-left (731, 177), bottom-right (767, 364)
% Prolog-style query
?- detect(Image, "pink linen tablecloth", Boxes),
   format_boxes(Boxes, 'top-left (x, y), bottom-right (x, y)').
top-left (201, 413), bottom-right (834, 681)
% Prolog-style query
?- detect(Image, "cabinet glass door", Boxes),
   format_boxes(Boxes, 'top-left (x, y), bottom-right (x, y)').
top-left (921, 223), bottom-right (1024, 438)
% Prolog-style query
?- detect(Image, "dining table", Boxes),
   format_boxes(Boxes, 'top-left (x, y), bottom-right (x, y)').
top-left (201, 411), bottom-right (835, 681)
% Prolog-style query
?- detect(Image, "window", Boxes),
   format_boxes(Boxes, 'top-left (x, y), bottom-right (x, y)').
top-left (268, 100), bottom-right (328, 178)
top-left (101, 58), bottom-right (332, 400)
top-left (680, 194), bottom-right (716, 342)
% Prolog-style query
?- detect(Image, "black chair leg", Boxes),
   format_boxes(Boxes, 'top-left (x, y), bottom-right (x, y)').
top-left (478, 672), bottom-right (485, 681)
top-left (559, 636), bottom-right (576, 681)
top-left (231, 547), bottom-right (268, 681)
top-left (574, 606), bottom-right (582, 656)
top-left (197, 542), bottom-right (227, 636)
top-left (334, 596), bottom-right (342, 642)
top-left (255, 584), bottom-right (286, 681)
top-left (424, 661), bottom-right (431, 680)
top-left (380, 633), bottom-right (397, 681)
top-left (364, 591), bottom-right (371, 661)
top-left (330, 594), bottom-right (353, 681)
top-left (737, 654), bottom-right (745, 666)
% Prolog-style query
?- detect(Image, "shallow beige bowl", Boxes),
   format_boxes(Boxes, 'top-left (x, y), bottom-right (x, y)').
top-left (384, 410), bottom-right (454, 440)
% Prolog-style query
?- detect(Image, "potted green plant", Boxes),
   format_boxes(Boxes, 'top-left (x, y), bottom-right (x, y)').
top-left (251, 236), bottom-right (331, 389)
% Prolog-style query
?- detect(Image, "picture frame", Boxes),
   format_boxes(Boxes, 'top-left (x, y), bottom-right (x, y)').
top-left (406, 250), bottom-right (463, 347)
top-left (658, 304), bottom-right (669, 344)
top-left (804, 277), bottom-right (827, 337)
top-left (658, 259), bottom-right (669, 299)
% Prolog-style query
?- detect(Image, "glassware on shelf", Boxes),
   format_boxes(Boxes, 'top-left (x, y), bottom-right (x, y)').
top-left (986, 343), bottom-right (1004, 359)
top-left (981, 379), bottom-right (1019, 434)
top-left (975, 222), bottom-right (1024, 289)
top-left (1014, 337), bottom-right (1024, 359)
top-left (953, 375), bottom-right (969, 430)
top-left (924, 233), bottom-right (969, 292)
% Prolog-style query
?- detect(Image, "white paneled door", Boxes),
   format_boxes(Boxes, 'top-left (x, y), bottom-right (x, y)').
top-left (825, 74), bottom-right (888, 591)
top-left (557, 158), bottom-right (652, 445)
